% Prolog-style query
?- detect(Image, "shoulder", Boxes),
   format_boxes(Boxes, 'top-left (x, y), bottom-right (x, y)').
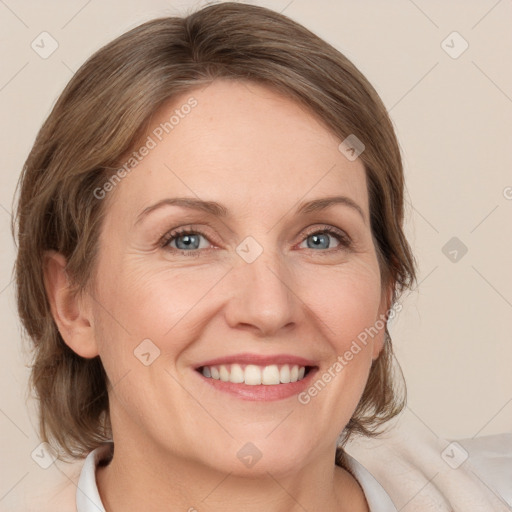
top-left (14, 459), bottom-right (83, 512)
top-left (345, 414), bottom-right (512, 511)
top-left (341, 452), bottom-right (399, 511)
top-left (457, 433), bottom-right (512, 506)
top-left (9, 442), bottom-right (111, 512)
top-left (11, 444), bottom-right (111, 512)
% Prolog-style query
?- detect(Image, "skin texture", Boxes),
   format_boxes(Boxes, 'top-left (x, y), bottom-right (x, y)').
top-left (44, 79), bottom-right (392, 511)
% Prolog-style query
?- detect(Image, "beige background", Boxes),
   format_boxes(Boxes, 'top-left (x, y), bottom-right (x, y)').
top-left (1, 0), bottom-right (511, 505)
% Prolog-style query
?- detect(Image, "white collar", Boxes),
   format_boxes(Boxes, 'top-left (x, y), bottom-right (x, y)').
top-left (76, 443), bottom-right (110, 512)
top-left (76, 442), bottom-right (397, 512)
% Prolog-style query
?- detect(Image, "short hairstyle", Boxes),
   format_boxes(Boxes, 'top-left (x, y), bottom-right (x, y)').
top-left (12, 2), bottom-right (417, 465)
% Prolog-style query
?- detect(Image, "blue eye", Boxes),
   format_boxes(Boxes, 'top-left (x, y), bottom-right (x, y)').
top-left (303, 232), bottom-right (338, 250)
top-left (160, 225), bottom-right (352, 257)
top-left (297, 226), bottom-right (352, 252)
top-left (163, 229), bottom-right (210, 253)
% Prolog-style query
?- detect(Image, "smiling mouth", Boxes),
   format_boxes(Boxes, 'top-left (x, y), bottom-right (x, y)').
top-left (197, 363), bottom-right (315, 385)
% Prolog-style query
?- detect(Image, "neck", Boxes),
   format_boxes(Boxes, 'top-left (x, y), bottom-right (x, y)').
top-left (96, 439), bottom-right (368, 512)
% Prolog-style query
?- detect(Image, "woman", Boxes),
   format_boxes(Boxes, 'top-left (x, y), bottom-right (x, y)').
top-left (12, 2), bottom-right (509, 511)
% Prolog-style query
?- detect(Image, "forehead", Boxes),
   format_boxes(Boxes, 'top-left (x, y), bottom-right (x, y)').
top-left (106, 79), bottom-right (368, 223)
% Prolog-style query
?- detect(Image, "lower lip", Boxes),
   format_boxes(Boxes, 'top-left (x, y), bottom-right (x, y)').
top-left (196, 368), bottom-right (319, 401)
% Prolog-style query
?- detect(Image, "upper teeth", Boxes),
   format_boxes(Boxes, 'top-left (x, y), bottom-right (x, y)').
top-left (201, 364), bottom-right (306, 385)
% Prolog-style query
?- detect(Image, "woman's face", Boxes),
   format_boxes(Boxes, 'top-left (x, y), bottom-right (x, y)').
top-left (87, 79), bottom-right (390, 475)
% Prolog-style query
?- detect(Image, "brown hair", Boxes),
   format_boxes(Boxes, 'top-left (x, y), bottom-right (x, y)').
top-left (12, 2), bottom-right (417, 463)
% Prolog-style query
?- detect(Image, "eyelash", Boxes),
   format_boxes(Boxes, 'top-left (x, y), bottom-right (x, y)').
top-left (159, 225), bottom-right (353, 257)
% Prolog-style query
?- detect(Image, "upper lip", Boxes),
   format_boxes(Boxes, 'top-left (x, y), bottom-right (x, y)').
top-left (194, 353), bottom-right (318, 369)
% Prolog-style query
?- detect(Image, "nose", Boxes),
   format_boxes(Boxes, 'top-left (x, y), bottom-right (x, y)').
top-left (223, 245), bottom-right (299, 338)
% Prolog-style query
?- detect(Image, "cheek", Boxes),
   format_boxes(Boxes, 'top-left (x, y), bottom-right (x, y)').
top-left (295, 258), bottom-right (383, 405)
top-left (93, 260), bottom-right (225, 359)
top-left (297, 258), bottom-right (383, 347)
top-left (294, 262), bottom-right (382, 425)
top-left (124, 264), bottom-right (229, 337)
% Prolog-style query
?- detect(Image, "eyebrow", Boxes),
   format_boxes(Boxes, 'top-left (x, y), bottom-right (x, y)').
top-left (134, 195), bottom-right (366, 226)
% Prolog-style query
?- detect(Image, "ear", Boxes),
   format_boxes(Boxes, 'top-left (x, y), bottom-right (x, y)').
top-left (43, 250), bottom-right (99, 358)
top-left (371, 280), bottom-right (394, 361)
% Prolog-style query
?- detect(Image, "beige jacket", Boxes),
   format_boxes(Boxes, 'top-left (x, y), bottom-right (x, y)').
top-left (345, 410), bottom-right (511, 511)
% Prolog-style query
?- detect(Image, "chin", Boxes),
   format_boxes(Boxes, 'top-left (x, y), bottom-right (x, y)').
top-left (195, 434), bottom-right (320, 478)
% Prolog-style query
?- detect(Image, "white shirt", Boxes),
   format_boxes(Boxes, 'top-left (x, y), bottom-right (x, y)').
top-left (75, 442), bottom-right (398, 511)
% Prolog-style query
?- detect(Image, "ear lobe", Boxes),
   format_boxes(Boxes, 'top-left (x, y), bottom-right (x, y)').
top-left (43, 250), bottom-right (99, 359)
